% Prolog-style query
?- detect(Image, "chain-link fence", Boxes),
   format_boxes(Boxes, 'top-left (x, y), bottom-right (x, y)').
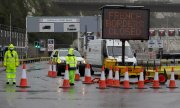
top-left (0, 24), bottom-right (26, 66)
top-left (0, 23), bottom-right (49, 67)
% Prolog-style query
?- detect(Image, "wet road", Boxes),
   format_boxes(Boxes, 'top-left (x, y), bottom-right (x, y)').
top-left (0, 61), bottom-right (180, 108)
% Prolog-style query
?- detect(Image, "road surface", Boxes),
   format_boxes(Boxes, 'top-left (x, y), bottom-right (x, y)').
top-left (0, 61), bottom-right (180, 108)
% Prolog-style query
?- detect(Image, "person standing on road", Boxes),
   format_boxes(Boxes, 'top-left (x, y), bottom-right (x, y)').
top-left (3, 44), bottom-right (19, 85)
top-left (66, 48), bottom-right (77, 86)
top-left (52, 50), bottom-right (60, 63)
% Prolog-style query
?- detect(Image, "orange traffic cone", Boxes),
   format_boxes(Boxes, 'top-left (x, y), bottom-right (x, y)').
top-left (150, 67), bottom-right (161, 89)
top-left (122, 67), bottom-right (132, 89)
top-left (83, 64), bottom-right (93, 84)
top-left (59, 65), bottom-right (70, 88)
top-left (167, 67), bottom-right (178, 88)
top-left (51, 62), bottom-right (57, 78)
top-left (106, 66), bottom-right (113, 87)
top-left (48, 61), bottom-right (53, 77)
top-left (16, 64), bottom-right (30, 88)
top-left (97, 66), bottom-right (107, 89)
top-left (112, 67), bottom-right (120, 88)
top-left (136, 68), bottom-right (147, 89)
top-left (75, 67), bottom-right (80, 81)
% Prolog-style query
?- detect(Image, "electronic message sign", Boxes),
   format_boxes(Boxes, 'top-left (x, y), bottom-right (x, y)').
top-left (102, 7), bottom-right (150, 40)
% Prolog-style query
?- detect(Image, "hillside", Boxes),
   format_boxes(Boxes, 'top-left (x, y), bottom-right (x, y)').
top-left (0, 0), bottom-right (76, 47)
top-left (1, 0), bottom-right (180, 47)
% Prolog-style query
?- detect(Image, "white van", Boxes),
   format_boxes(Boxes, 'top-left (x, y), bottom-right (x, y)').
top-left (86, 39), bottom-right (137, 72)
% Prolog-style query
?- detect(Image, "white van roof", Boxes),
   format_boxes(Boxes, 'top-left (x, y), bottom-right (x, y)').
top-left (106, 40), bottom-right (130, 46)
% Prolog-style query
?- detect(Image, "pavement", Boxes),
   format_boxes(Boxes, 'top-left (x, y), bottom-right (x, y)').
top-left (0, 61), bottom-right (180, 108)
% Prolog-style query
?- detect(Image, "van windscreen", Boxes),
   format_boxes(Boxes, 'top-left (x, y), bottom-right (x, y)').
top-left (107, 46), bottom-right (133, 58)
top-left (59, 50), bottom-right (81, 57)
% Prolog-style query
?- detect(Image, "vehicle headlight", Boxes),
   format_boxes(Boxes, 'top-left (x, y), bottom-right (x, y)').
top-left (82, 60), bottom-right (86, 64)
top-left (78, 60), bottom-right (86, 64)
top-left (60, 60), bottom-right (66, 63)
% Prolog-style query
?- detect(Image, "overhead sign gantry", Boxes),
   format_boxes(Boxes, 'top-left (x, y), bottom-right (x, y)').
top-left (26, 16), bottom-right (100, 32)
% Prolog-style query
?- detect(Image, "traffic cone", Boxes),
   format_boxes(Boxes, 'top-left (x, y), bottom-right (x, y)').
top-left (97, 66), bottom-right (107, 89)
top-left (59, 65), bottom-right (70, 88)
top-left (167, 67), bottom-right (178, 88)
top-left (51, 62), bottom-right (57, 78)
top-left (121, 67), bottom-right (132, 89)
top-left (150, 67), bottom-right (161, 89)
top-left (48, 61), bottom-right (53, 77)
top-left (83, 64), bottom-right (93, 84)
top-left (136, 68), bottom-right (147, 89)
top-left (112, 67), bottom-right (120, 88)
top-left (75, 66), bottom-right (80, 81)
top-left (106, 66), bottom-right (113, 87)
top-left (16, 64), bottom-right (30, 88)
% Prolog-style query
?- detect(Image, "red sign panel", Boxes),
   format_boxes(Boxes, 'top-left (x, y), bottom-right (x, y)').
top-left (102, 8), bottom-right (150, 40)
top-left (168, 30), bottom-right (175, 36)
top-left (149, 29), bottom-right (156, 36)
top-left (158, 30), bottom-right (165, 36)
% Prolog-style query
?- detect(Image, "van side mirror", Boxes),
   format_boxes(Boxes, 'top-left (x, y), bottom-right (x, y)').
top-left (134, 53), bottom-right (136, 58)
top-left (53, 54), bottom-right (57, 57)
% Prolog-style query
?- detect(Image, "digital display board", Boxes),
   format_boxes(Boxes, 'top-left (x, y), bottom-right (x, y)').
top-left (102, 8), bottom-right (150, 40)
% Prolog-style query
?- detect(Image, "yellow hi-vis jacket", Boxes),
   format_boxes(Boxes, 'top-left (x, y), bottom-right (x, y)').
top-left (4, 44), bottom-right (19, 72)
top-left (65, 48), bottom-right (77, 70)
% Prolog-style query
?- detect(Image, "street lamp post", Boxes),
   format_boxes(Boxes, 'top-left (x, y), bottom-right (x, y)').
top-left (25, 16), bottom-right (28, 58)
top-left (10, 13), bottom-right (11, 43)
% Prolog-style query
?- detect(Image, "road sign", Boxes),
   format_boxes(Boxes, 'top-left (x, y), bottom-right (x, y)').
top-left (148, 40), bottom-right (156, 48)
top-left (48, 39), bottom-right (54, 44)
top-left (48, 44), bottom-right (54, 51)
top-left (39, 23), bottom-right (54, 32)
top-left (157, 40), bottom-right (163, 48)
top-left (87, 35), bottom-right (95, 42)
top-left (27, 16), bottom-right (100, 32)
top-left (64, 23), bottom-right (80, 32)
top-left (39, 18), bottom-right (80, 23)
top-left (148, 40), bottom-right (163, 48)
top-left (48, 39), bottom-right (54, 51)
top-left (102, 7), bottom-right (150, 40)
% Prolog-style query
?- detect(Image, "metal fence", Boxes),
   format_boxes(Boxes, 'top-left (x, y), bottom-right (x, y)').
top-left (0, 24), bottom-right (50, 67)
top-left (0, 24), bottom-right (26, 62)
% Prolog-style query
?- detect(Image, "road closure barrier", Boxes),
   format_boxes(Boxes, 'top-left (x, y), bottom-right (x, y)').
top-left (16, 63), bottom-right (30, 88)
